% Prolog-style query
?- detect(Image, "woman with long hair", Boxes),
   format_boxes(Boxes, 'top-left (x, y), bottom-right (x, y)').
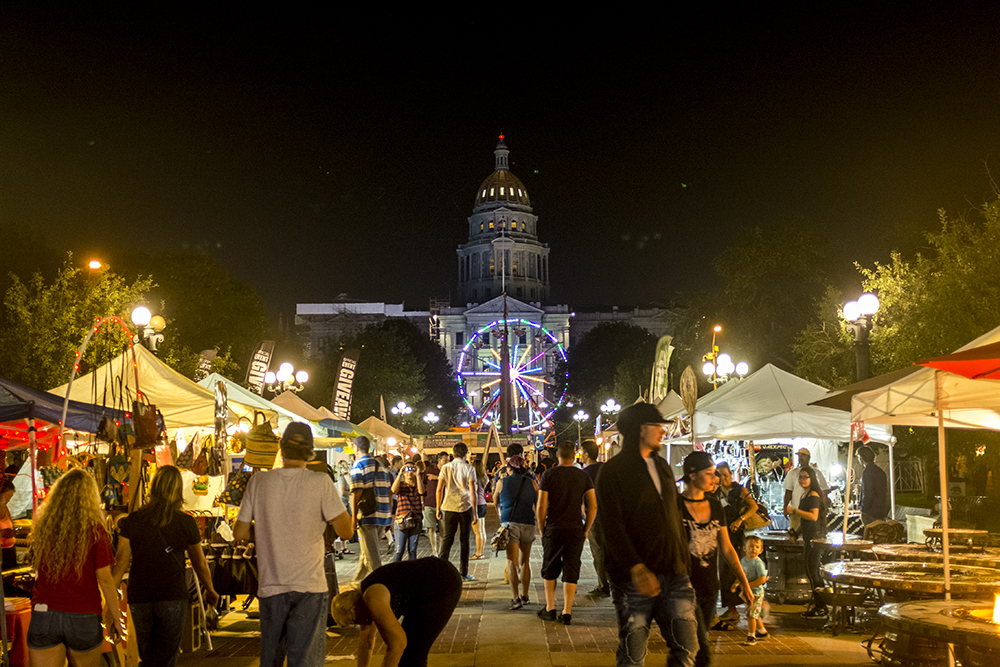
top-left (471, 457), bottom-right (489, 560)
top-left (112, 466), bottom-right (218, 666)
top-left (713, 461), bottom-right (759, 622)
top-left (785, 465), bottom-right (828, 618)
top-left (27, 468), bottom-right (124, 667)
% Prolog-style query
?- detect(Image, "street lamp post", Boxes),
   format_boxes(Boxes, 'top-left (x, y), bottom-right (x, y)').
top-left (700, 325), bottom-right (748, 388)
top-left (130, 306), bottom-right (167, 354)
top-left (264, 362), bottom-right (309, 395)
top-left (841, 292), bottom-right (880, 381)
top-left (572, 409), bottom-right (590, 446)
top-left (391, 401), bottom-right (413, 427)
top-left (423, 411), bottom-right (439, 429)
top-left (599, 399), bottom-right (621, 432)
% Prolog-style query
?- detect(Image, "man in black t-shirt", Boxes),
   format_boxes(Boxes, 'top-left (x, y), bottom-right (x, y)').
top-left (535, 441), bottom-right (596, 625)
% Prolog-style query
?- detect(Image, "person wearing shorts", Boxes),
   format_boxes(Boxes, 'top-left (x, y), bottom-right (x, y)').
top-left (535, 441), bottom-right (596, 625)
top-left (26, 469), bottom-right (124, 667)
top-left (493, 443), bottom-right (539, 610)
top-left (734, 535), bottom-right (768, 645)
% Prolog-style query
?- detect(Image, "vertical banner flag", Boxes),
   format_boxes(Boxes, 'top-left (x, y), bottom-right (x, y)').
top-left (649, 335), bottom-right (674, 404)
top-left (193, 349), bottom-right (218, 382)
top-left (331, 349), bottom-right (361, 420)
top-left (245, 341), bottom-right (275, 395)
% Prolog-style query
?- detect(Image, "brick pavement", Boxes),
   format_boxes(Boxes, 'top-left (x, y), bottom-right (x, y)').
top-left (182, 513), bottom-right (875, 666)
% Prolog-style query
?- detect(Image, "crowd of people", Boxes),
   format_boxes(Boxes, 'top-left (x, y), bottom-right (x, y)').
top-left (16, 404), bottom-right (890, 667)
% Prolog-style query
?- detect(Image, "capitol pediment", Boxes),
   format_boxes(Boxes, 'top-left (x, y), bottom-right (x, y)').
top-left (463, 295), bottom-right (543, 317)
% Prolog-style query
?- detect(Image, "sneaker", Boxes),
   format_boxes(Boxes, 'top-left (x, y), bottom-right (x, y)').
top-left (755, 631), bottom-right (769, 639)
top-left (559, 613), bottom-right (572, 625)
top-left (801, 608), bottom-right (828, 618)
top-left (743, 635), bottom-right (757, 646)
top-left (463, 574), bottom-right (475, 582)
top-left (509, 598), bottom-right (523, 611)
top-left (520, 595), bottom-right (529, 605)
top-left (587, 587), bottom-right (610, 597)
top-left (537, 607), bottom-right (556, 621)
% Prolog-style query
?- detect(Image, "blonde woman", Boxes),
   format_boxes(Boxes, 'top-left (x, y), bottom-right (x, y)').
top-left (27, 468), bottom-right (124, 667)
top-left (113, 465), bottom-right (218, 667)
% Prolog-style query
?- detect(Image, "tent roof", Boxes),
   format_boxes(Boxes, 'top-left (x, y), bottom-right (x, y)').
top-left (667, 363), bottom-right (893, 443)
top-left (0, 376), bottom-right (127, 450)
top-left (266, 391), bottom-right (372, 439)
top-left (197, 374), bottom-right (333, 439)
top-left (358, 416), bottom-right (410, 442)
top-left (852, 324), bottom-right (1000, 429)
top-left (51, 346), bottom-right (265, 432)
top-left (809, 367), bottom-right (922, 412)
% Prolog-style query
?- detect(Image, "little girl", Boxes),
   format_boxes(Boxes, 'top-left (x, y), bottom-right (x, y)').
top-left (733, 535), bottom-right (768, 645)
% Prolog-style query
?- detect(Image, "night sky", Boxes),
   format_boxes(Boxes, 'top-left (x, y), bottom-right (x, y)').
top-left (3, 7), bottom-right (1000, 319)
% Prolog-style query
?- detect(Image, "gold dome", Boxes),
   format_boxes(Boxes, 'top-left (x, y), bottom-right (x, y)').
top-left (474, 136), bottom-right (531, 208)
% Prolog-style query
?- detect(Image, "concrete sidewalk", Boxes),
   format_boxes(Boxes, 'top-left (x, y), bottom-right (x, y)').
top-left (181, 518), bottom-right (876, 666)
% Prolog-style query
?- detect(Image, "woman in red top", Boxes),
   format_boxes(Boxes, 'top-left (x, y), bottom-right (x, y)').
top-left (390, 462), bottom-right (424, 562)
top-left (27, 469), bottom-right (124, 667)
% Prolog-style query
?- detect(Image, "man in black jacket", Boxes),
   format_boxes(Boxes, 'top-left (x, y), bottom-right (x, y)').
top-left (597, 402), bottom-right (698, 667)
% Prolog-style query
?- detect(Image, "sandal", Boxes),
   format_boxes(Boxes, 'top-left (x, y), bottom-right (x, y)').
top-left (470, 554), bottom-right (482, 560)
top-left (710, 620), bottom-right (736, 631)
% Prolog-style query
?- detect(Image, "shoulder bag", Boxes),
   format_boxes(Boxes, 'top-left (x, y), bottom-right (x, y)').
top-left (491, 473), bottom-right (526, 554)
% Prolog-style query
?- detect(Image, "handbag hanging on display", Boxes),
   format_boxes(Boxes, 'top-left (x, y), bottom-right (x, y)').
top-left (132, 394), bottom-right (162, 448)
top-left (242, 412), bottom-right (280, 469)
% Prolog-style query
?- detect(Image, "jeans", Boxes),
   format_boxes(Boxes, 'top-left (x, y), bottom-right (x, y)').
top-left (354, 524), bottom-right (384, 584)
top-left (611, 573), bottom-right (698, 667)
top-left (259, 591), bottom-right (328, 667)
top-left (130, 600), bottom-right (188, 667)
top-left (439, 508), bottom-right (472, 576)
top-left (588, 524), bottom-right (609, 591)
top-left (693, 590), bottom-right (717, 667)
top-left (393, 522), bottom-right (421, 562)
top-left (803, 539), bottom-right (827, 610)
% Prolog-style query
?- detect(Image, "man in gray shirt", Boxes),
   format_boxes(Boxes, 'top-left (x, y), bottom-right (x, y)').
top-left (236, 423), bottom-right (353, 666)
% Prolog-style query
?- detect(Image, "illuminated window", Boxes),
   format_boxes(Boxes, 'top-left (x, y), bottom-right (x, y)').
top-left (518, 189), bottom-right (523, 196)
top-left (500, 187), bottom-right (505, 196)
top-left (512, 255), bottom-right (518, 275)
top-left (490, 258), bottom-right (495, 276)
top-left (489, 220), bottom-right (494, 230)
top-left (481, 189), bottom-right (486, 198)
top-left (490, 188), bottom-right (494, 196)
top-left (479, 222), bottom-right (483, 232)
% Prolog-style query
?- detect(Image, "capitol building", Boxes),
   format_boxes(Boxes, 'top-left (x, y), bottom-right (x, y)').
top-left (297, 137), bottom-right (674, 429)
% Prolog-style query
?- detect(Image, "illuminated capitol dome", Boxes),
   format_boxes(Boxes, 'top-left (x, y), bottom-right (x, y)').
top-left (456, 135), bottom-right (551, 304)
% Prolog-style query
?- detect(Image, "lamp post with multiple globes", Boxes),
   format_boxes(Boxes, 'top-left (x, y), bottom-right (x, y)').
top-left (841, 292), bottom-right (880, 381)
top-left (701, 325), bottom-right (748, 389)
top-left (264, 363), bottom-right (308, 395)
top-left (130, 306), bottom-right (167, 354)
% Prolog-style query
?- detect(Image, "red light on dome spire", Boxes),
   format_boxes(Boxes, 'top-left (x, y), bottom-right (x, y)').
top-left (499, 134), bottom-right (504, 140)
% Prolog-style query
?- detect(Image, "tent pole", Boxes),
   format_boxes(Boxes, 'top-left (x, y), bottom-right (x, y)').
top-left (844, 436), bottom-right (855, 539)
top-left (935, 370), bottom-right (955, 667)
top-left (888, 439), bottom-right (896, 521)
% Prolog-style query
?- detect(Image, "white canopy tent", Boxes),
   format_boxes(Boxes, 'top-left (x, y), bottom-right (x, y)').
top-left (664, 364), bottom-right (895, 523)
top-left (51, 345), bottom-right (266, 433)
top-left (851, 323), bottom-right (1000, 610)
top-left (196, 373), bottom-right (330, 440)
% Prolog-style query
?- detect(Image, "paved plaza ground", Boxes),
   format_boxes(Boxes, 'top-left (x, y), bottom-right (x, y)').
top-left (179, 515), bottom-right (876, 667)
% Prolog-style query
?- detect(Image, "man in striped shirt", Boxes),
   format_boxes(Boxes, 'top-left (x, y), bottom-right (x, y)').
top-left (350, 436), bottom-right (393, 585)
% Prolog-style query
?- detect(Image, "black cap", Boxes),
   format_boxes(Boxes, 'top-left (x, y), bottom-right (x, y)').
top-left (282, 422), bottom-right (314, 449)
top-left (617, 402), bottom-right (668, 438)
top-left (683, 451), bottom-right (715, 477)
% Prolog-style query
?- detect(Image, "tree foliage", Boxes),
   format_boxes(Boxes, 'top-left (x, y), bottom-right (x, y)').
top-left (312, 319), bottom-right (461, 431)
top-left (564, 322), bottom-right (658, 411)
top-left (0, 255), bottom-right (154, 390)
top-left (670, 223), bottom-right (834, 393)
top-left (792, 285), bottom-right (856, 388)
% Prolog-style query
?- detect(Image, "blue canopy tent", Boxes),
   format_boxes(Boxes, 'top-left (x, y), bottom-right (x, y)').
top-left (0, 376), bottom-right (127, 451)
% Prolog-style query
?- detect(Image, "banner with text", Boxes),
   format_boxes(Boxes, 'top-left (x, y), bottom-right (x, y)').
top-left (330, 349), bottom-right (361, 420)
top-left (245, 341), bottom-right (275, 395)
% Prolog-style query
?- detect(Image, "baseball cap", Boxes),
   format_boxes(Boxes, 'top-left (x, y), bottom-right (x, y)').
top-left (282, 422), bottom-right (314, 449)
top-left (683, 451), bottom-right (715, 477)
top-left (617, 402), bottom-right (668, 436)
top-left (797, 447), bottom-right (811, 456)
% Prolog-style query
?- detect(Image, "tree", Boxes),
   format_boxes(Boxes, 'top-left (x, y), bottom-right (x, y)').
top-left (310, 319), bottom-right (461, 431)
top-left (0, 255), bottom-right (153, 390)
top-left (113, 252), bottom-right (270, 376)
top-left (667, 224), bottom-right (835, 398)
top-left (792, 285), bottom-right (857, 388)
top-left (564, 322), bottom-right (658, 412)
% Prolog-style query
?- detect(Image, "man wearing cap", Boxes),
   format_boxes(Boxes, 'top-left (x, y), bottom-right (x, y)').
top-left (235, 422), bottom-right (353, 667)
top-left (783, 448), bottom-right (829, 534)
top-left (597, 403), bottom-right (698, 667)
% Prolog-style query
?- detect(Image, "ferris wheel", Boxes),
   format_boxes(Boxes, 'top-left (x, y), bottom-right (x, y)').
top-left (456, 318), bottom-right (568, 432)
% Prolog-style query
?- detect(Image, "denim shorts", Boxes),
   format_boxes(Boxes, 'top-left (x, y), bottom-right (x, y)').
top-left (27, 609), bottom-right (104, 652)
top-left (477, 504), bottom-right (487, 519)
